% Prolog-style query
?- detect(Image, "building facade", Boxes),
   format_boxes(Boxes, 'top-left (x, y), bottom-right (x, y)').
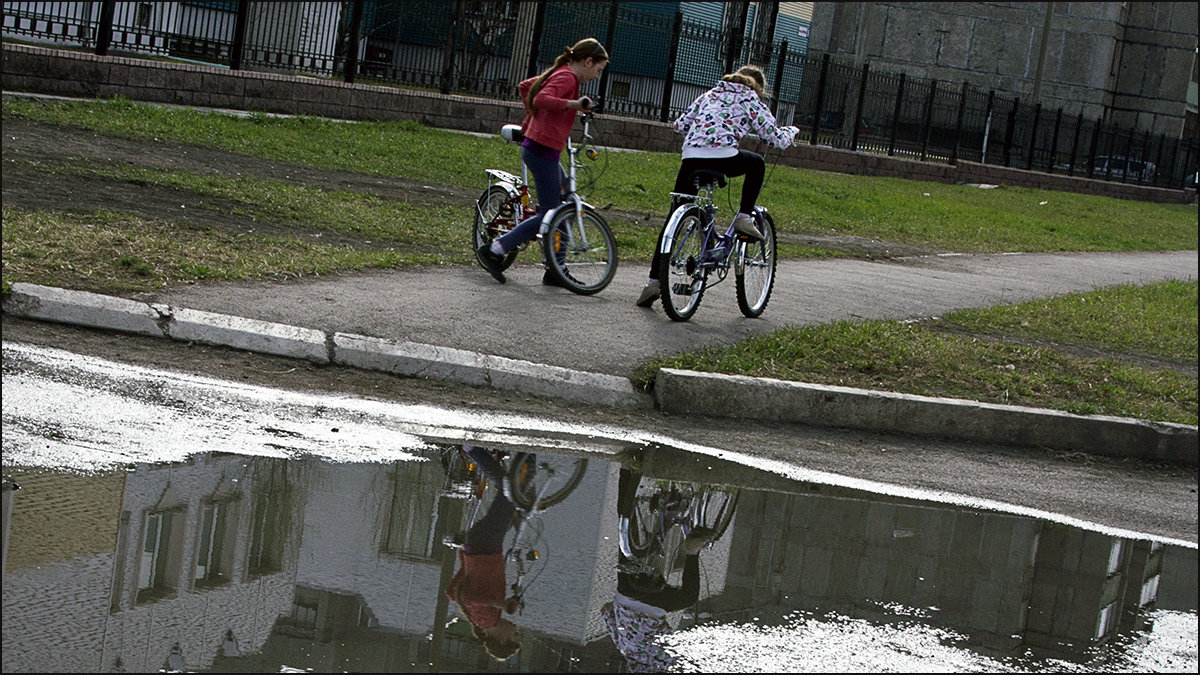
top-left (808, 2), bottom-right (1198, 139)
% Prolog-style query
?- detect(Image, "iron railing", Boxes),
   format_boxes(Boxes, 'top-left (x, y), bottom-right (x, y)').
top-left (3, 0), bottom-right (1196, 189)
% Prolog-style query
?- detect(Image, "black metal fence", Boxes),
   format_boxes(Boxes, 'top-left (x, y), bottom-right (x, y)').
top-left (4, 0), bottom-right (1196, 189)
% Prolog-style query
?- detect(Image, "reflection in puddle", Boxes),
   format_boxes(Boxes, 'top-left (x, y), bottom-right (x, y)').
top-left (2, 444), bottom-right (1195, 672)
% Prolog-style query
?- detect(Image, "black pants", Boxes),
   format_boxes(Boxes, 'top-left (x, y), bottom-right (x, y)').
top-left (616, 468), bottom-right (700, 612)
top-left (463, 447), bottom-right (515, 554)
top-left (648, 150), bottom-right (765, 280)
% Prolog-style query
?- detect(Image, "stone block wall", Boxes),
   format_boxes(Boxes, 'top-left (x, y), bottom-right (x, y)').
top-left (3, 42), bottom-right (1191, 204)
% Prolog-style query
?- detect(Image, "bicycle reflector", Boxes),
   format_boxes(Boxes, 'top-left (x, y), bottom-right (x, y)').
top-left (586, 148), bottom-right (599, 161)
top-left (526, 550), bottom-right (539, 561)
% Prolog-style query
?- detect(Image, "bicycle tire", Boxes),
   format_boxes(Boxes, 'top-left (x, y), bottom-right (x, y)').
top-left (735, 210), bottom-right (777, 317)
top-left (473, 185), bottom-right (520, 271)
top-left (506, 452), bottom-right (589, 510)
top-left (618, 487), bottom-right (661, 559)
top-left (693, 486), bottom-right (739, 542)
top-left (658, 206), bottom-right (708, 322)
top-left (542, 204), bottom-right (617, 295)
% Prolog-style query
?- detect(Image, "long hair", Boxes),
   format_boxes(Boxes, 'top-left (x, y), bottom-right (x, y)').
top-left (722, 64), bottom-right (767, 98)
top-left (525, 37), bottom-right (609, 113)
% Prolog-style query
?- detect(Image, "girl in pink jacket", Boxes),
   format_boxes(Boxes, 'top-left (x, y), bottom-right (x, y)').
top-left (476, 38), bottom-right (609, 285)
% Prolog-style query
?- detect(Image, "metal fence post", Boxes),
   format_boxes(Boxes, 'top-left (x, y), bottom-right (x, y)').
top-left (771, 40), bottom-right (788, 119)
top-left (1085, 117), bottom-right (1102, 178)
top-left (343, 0), bottom-right (364, 83)
top-left (1003, 98), bottom-right (1019, 167)
top-left (595, 0), bottom-right (619, 111)
top-left (887, 72), bottom-right (905, 156)
top-left (981, 89), bottom-right (995, 163)
top-left (1153, 132), bottom-right (1167, 187)
top-left (527, 2), bottom-right (546, 77)
top-left (1047, 107), bottom-right (1062, 172)
top-left (1026, 103), bottom-right (1041, 170)
top-left (724, 1), bottom-right (750, 75)
top-left (660, 11), bottom-right (683, 123)
top-left (1068, 110), bottom-right (1083, 174)
top-left (851, 61), bottom-right (869, 152)
top-left (810, 53), bottom-right (830, 145)
top-left (230, 0), bottom-right (250, 71)
top-left (95, 0), bottom-right (115, 56)
top-left (950, 80), bottom-right (968, 165)
top-left (440, 1), bottom-right (462, 94)
top-left (919, 79), bottom-right (937, 162)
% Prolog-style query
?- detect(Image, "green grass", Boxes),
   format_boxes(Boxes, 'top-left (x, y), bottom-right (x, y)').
top-left (3, 95), bottom-right (1196, 426)
top-left (1, 206), bottom-right (425, 294)
top-left (633, 281), bottom-right (1197, 425)
top-left (5, 96), bottom-right (1197, 253)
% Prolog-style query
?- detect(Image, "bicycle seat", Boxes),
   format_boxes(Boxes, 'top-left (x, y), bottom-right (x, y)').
top-left (690, 169), bottom-right (728, 189)
top-left (500, 124), bottom-right (524, 144)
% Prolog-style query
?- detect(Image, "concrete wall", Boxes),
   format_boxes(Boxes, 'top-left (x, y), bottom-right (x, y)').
top-left (2, 42), bottom-right (1191, 204)
top-left (809, 2), bottom-right (1198, 138)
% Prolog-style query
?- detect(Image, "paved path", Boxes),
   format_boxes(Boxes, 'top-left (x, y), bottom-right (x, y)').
top-left (132, 249), bottom-right (1198, 377)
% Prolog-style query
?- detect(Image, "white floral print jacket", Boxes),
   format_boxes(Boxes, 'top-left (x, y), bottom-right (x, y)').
top-left (674, 80), bottom-right (799, 159)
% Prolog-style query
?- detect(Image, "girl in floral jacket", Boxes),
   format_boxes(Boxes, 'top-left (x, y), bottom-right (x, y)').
top-left (637, 65), bottom-right (799, 308)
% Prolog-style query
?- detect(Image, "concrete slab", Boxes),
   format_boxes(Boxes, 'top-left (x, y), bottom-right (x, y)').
top-left (654, 368), bottom-right (1197, 466)
top-left (3, 283), bottom-right (165, 337)
top-left (160, 305), bottom-right (329, 364)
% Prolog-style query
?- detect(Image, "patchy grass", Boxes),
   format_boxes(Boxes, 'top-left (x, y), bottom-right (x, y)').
top-left (633, 281), bottom-right (1198, 426)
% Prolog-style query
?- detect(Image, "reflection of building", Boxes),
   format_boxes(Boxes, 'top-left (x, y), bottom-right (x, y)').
top-left (1, 455), bottom-right (306, 672)
top-left (712, 487), bottom-right (1192, 662)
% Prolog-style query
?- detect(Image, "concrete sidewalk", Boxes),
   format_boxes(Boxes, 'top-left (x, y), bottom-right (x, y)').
top-left (3, 248), bottom-right (1196, 466)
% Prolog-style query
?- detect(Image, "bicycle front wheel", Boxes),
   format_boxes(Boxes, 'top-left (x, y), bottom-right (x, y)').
top-left (473, 185), bottom-right (520, 271)
top-left (658, 207), bottom-right (708, 322)
top-left (735, 210), bottom-right (777, 317)
top-left (506, 453), bottom-right (589, 510)
top-left (542, 205), bottom-right (617, 295)
top-left (692, 486), bottom-right (739, 542)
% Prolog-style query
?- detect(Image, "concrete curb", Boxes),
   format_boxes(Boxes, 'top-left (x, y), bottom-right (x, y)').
top-left (4, 282), bottom-right (1196, 466)
top-left (654, 368), bottom-right (1197, 467)
top-left (2, 283), bottom-right (647, 409)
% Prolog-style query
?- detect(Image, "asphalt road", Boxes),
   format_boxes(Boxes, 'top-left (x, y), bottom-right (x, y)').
top-left (130, 249), bottom-right (1198, 377)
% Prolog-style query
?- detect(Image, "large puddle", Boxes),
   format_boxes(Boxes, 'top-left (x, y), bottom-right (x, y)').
top-left (2, 343), bottom-right (1197, 672)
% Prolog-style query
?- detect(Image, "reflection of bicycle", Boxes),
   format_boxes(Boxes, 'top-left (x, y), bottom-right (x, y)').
top-left (472, 112), bottom-right (618, 294)
top-left (617, 477), bottom-right (739, 579)
top-left (657, 170), bottom-right (778, 321)
top-left (442, 448), bottom-right (589, 614)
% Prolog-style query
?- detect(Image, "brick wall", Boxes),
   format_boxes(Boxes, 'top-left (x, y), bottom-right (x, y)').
top-left (3, 42), bottom-right (1192, 204)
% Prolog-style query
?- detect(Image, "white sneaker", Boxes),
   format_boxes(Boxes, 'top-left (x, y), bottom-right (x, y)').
top-left (636, 282), bottom-right (660, 307)
top-left (732, 213), bottom-right (762, 240)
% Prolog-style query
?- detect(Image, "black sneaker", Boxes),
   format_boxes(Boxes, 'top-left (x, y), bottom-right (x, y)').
top-left (476, 244), bottom-right (507, 284)
top-left (542, 269), bottom-right (568, 287)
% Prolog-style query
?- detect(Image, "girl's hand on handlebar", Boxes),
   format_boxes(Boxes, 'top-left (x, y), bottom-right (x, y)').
top-left (569, 96), bottom-right (592, 111)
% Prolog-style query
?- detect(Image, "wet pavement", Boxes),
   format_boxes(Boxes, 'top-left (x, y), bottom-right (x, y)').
top-left (3, 341), bottom-right (1196, 673)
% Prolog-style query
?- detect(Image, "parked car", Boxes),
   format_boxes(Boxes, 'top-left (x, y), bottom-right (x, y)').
top-left (797, 110), bottom-right (879, 137)
top-left (1091, 155), bottom-right (1156, 183)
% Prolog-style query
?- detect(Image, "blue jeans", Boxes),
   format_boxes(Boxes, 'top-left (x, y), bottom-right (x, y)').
top-left (496, 146), bottom-right (566, 253)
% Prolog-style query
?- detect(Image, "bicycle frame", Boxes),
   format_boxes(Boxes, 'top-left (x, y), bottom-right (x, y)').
top-left (537, 113), bottom-right (597, 241)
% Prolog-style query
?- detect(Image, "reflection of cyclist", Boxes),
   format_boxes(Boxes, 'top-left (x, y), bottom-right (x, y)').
top-left (602, 468), bottom-right (714, 672)
top-left (444, 446), bottom-right (521, 660)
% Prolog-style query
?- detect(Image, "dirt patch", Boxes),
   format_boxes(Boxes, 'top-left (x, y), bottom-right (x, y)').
top-left (2, 116), bottom-right (925, 258)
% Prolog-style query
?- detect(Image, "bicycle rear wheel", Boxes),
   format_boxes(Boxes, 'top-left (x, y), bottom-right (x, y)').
top-left (506, 452), bottom-right (589, 510)
top-left (735, 210), bottom-right (777, 317)
top-left (658, 207), bottom-right (708, 322)
top-left (692, 486), bottom-right (739, 542)
top-left (542, 205), bottom-right (617, 295)
top-left (473, 185), bottom-right (520, 271)
top-left (618, 482), bottom-right (664, 559)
